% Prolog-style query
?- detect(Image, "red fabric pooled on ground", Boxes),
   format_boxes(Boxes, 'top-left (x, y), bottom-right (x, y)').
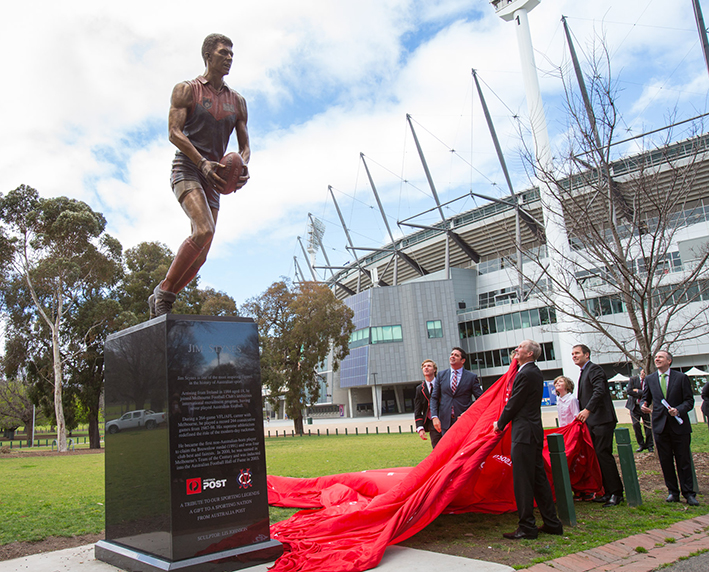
top-left (267, 361), bottom-right (602, 572)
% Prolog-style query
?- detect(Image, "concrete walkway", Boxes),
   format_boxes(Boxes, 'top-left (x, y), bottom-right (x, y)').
top-left (0, 544), bottom-right (512, 572)
top-left (3, 515), bottom-right (709, 572)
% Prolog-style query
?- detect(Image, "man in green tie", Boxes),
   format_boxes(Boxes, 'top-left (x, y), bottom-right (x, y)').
top-left (641, 350), bottom-right (698, 506)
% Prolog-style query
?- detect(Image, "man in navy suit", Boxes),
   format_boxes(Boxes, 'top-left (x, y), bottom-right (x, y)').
top-left (494, 340), bottom-right (563, 540)
top-left (414, 359), bottom-right (442, 448)
top-left (431, 347), bottom-right (483, 435)
top-left (573, 344), bottom-right (624, 507)
top-left (641, 350), bottom-right (698, 506)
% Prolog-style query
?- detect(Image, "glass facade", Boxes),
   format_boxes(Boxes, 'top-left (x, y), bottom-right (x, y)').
top-left (459, 307), bottom-right (557, 339)
top-left (426, 320), bottom-right (443, 338)
top-left (349, 325), bottom-right (404, 348)
top-left (469, 342), bottom-right (556, 370)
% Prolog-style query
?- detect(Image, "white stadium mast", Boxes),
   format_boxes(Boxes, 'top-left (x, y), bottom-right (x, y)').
top-left (491, 0), bottom-right (579, 378)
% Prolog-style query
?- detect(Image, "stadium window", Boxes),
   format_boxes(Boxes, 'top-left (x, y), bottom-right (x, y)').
top-left (481, 318), bottom-right (490, 335)
top-left (426, 320), bottom-right (443, 339)
top-left (530, 308), bottom-right (540, 327)
top-left (600, 297), bottom-right (612, 315)
top-left (349, 328), bottom-right (370, 349)
top-left (504, 314), bottom-right (514, 330)
top-left (686, 283), bottom-right (700, 302)
top-left (493, 349), bottom-right (502, 367)
top-left (670, 251), bottom-right (682, 271)
top-left (370, 325), bottom-right (403, 344)
top-left (470, 353), bottom-right (481, 369)
top-left (539, 307), bottom-right (550, 325)
top-left (611, 296), bottom-right (624, 314)
top-left (473, 319), bottom-right (482, 337)
top-left (496, 315), bottom-right (506, 332)
top-left (520, 310), bottom-right (531, 328)
top-left (488, 316), bottom-right (497, 334)
top-left (512, 312), bottom-right (522, 330)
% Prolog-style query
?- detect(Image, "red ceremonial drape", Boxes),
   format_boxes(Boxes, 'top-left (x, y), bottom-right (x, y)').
top-left (267, 360), bottom-right (602, 572)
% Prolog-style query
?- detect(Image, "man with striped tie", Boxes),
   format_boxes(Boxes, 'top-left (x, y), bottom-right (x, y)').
top-left (431, 347), bottom-right (483, 436)
top-left (641, 350), bottom-right (698, 506)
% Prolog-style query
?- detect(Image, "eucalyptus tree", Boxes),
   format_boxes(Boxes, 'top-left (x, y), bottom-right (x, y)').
top-left (0, 185), bottom-right (122, 452)
top-left (242, 280), bottom-right (355, 435)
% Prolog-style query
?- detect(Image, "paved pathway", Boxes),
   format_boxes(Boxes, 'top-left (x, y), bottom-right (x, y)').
top-left (2, 515), bottom-right (708, 572)
top-left (0, 544), bottom-right (511, 572)
top-left (527, 514), bottom-right (709, 572)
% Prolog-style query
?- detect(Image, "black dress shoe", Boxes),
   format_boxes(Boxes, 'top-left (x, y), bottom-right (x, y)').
top-left (666, 493), bottom-right (680, 502)
top-left (635, 445), bottom-right (646, 452)
top-left (647, 447), bottom-right (654, 453)
top-left (593, 493), bottom-right (611, 503)
top-left (503, 528), bottom-right (538, 540)
top-left (603, 494), bottom-right (623, 507)
top-left (537, 524), bottom-right (564, 536)
top-left (686, 494), bottom-right (700, 506)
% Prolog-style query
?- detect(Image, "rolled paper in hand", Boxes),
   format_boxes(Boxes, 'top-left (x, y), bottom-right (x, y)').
top-left (661, 398), bottom-right (684, 424)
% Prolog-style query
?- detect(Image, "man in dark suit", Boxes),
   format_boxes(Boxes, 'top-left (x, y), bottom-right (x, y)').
top-left (431, 347), bottom-right (483, 435)
top-left (494, 340), bottom-right (563, 540)
top-left (641, 350), bottom-right (698, 506)
top-left (414, 359), bottom-right (442, 448)
top-left (625, 369), bottom-right (653, 453)
top-left (573, 344), bottom-right (624, 507)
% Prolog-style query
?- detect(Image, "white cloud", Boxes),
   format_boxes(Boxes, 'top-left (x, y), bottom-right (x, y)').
top-left (1, 0), bottom-right (708, 303)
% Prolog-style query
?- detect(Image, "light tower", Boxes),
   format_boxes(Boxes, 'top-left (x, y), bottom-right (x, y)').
top-left (306, 216), bottom-right (326, 273)
top-left (491, 0), bottom-right (579, 379)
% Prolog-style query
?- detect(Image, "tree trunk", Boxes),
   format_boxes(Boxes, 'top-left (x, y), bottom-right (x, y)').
top-left (52, 325), bottom-right (68, 452)
top-left (24, 422), bottom-right (33, 447)
top-left (293, 414), bottom-right (304, 436)
top-left (88, 411), bottom-right (101, 449)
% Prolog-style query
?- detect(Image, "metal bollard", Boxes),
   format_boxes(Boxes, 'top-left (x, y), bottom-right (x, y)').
top-left (546, 433), bottom-right (576, 526)
top-left (614, 428), bottom-right (642, 507)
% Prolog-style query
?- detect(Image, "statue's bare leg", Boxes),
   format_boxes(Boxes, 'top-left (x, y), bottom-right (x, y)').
top-left (150, 187), bottom-right (219, 317)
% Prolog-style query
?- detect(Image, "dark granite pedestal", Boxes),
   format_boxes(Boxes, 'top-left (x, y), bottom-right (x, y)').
top-left (96, 315), bottom-right (282, 572)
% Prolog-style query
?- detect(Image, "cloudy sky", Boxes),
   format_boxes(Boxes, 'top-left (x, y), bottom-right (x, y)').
top-left (2, 0), bottom-right (708, 306)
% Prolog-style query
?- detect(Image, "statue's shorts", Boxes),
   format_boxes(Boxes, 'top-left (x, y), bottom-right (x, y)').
top-left (170, 154), bottom-right (220, 210)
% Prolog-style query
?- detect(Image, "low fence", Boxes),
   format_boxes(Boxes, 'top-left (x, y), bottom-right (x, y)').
top-left (0, 436), bottom-right (101, 449)
top-left (266, 424), bottom-right (416, 437)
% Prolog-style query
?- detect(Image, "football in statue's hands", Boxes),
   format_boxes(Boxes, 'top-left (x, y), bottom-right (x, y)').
top-left (217, 152), bottom-right (245, 195)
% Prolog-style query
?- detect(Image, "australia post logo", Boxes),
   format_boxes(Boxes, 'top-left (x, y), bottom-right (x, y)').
top-left (186, 477), bottom-right (227, 495)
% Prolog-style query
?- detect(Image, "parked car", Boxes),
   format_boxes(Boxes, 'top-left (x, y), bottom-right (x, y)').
top-left (105, 409), bottom-right (166, 434)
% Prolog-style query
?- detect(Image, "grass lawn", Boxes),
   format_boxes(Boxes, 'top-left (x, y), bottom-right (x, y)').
top-left (1, 423), bottom-right (708, 569)
top-left (0, 454), bottom-right (104, 545)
